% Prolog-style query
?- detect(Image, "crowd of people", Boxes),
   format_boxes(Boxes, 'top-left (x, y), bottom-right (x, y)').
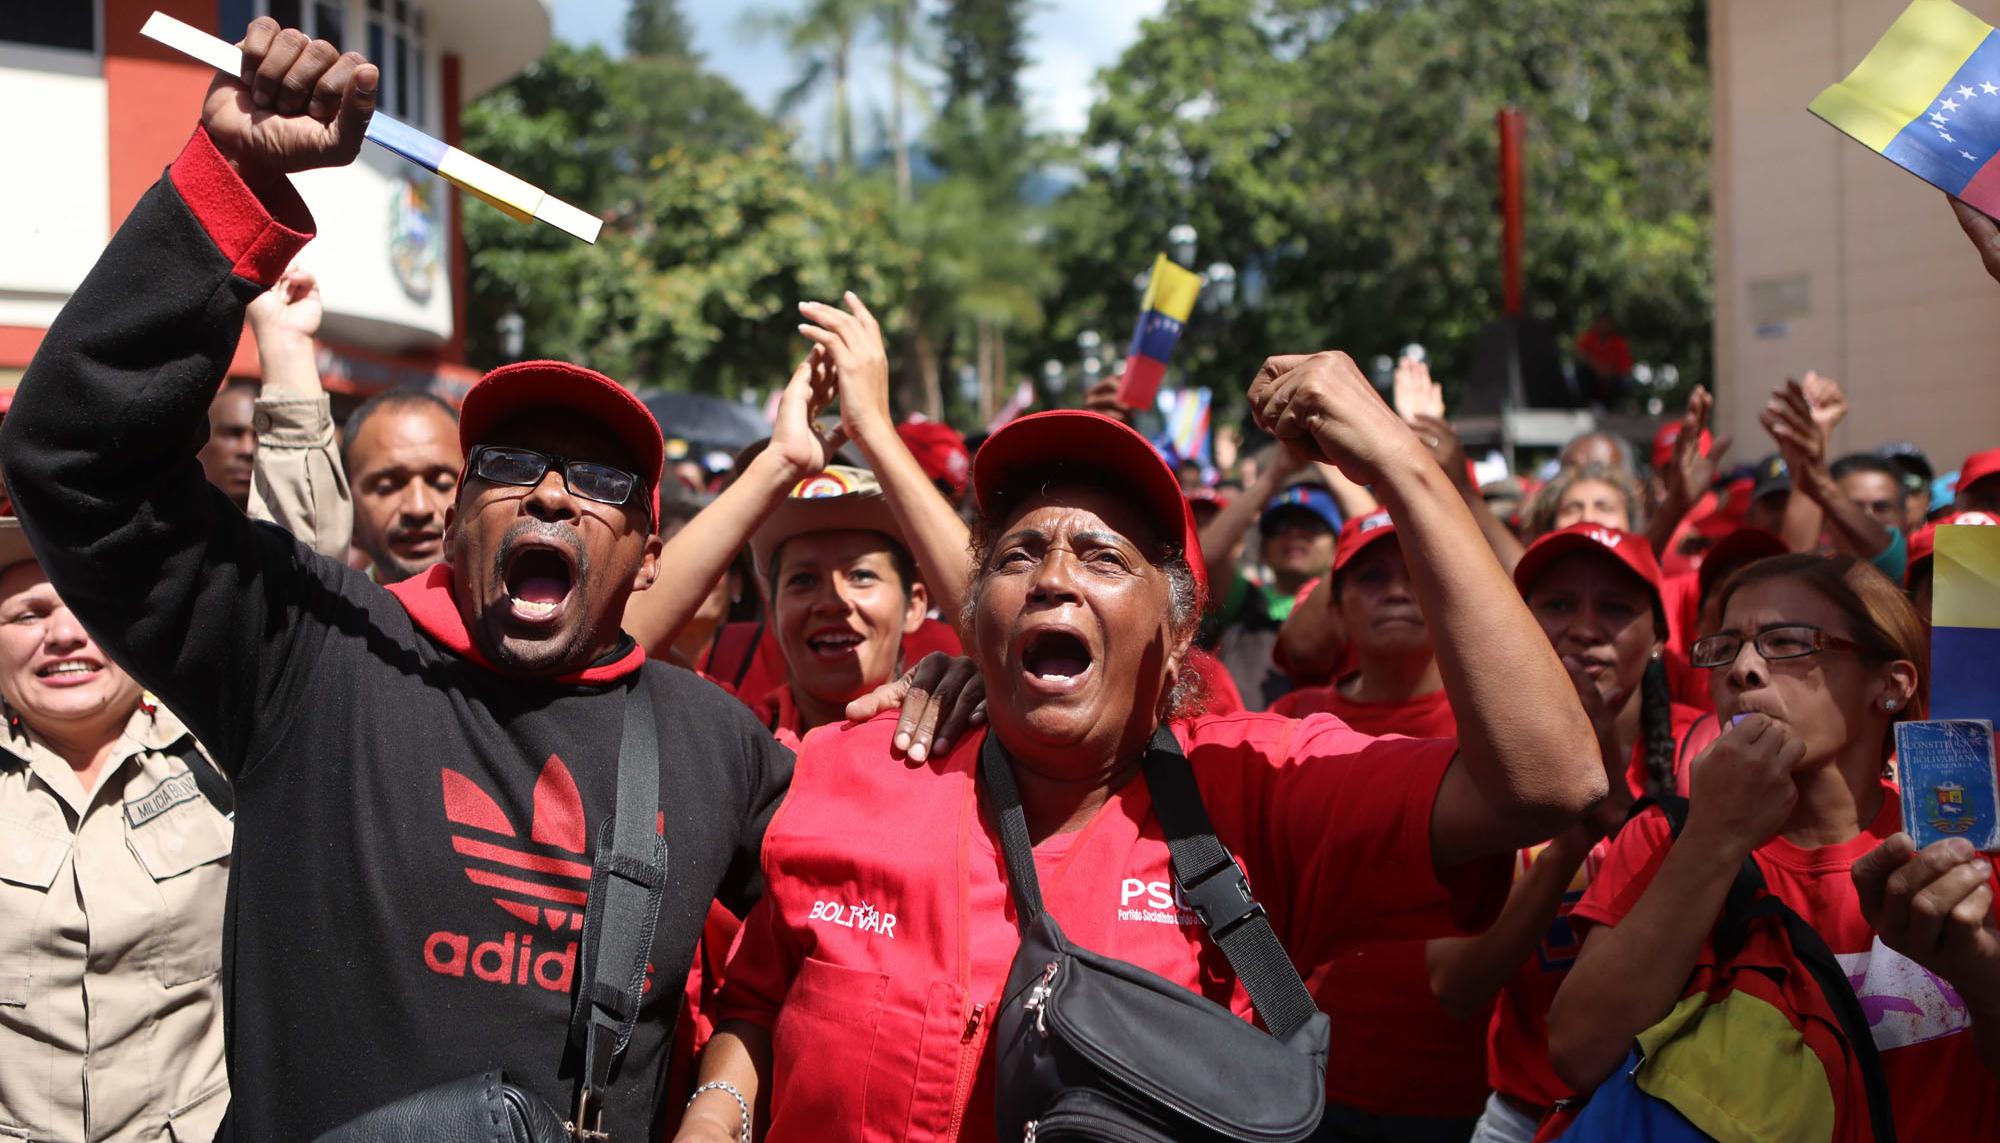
top-left (3, 17), bottom-right (2000, 1143)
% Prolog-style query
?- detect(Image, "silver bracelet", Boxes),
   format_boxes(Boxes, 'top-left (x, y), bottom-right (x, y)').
top-left (687, 1080), bottom-right (751, 1143)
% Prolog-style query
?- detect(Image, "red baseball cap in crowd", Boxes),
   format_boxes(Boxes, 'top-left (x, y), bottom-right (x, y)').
top-left (1186, 487), bottom-right (1230, 527)
top-left (1332, 509), bottom-right (1398, 576)
top-left (1957, 448), bottom-right (2000, 495)
top-left (1908, 510), bottom-right (2000, 584)
top-left (896, 418), bottom-right (972, 500)
top-left (1513, 522), bottom-right (1665, 620)
top-left (1651, 421), bottom-right (1711, 471)
top-left (1696, 527), bottom-right (1788, 603)
top-left (457, 360), bottom-right (665, 528)
top-left (973, 410), bottom-right (1206, 594)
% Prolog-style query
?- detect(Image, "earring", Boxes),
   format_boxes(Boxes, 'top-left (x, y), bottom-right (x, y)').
top-left (1883, 698), bottom-right (1899, 712)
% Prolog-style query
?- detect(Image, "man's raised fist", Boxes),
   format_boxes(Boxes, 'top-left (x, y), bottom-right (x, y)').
top-left (202, 17), bottom-right (377, 185)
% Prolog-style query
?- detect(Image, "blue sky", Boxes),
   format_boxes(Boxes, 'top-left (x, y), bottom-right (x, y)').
top-left (549, 0), bottom-right (1165, 140)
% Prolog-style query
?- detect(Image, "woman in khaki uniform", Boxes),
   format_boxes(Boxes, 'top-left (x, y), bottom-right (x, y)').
top-left (0, 519), bottom-right (231, 1142)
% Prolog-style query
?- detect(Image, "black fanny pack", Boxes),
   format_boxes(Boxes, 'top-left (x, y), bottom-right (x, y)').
top-left (314, 681), bottom-right (667, 1143)
top-left (983, 726), bottom-right (1331, 1142)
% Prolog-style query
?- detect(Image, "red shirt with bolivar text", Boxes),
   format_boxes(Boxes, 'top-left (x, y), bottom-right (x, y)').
top-left (1263, 681), bottom-right (1488, 1119)
top-left (716, 711), bottom-right (1505, 1143)
top-left (1570, 784), bottom-right (2000, 1139)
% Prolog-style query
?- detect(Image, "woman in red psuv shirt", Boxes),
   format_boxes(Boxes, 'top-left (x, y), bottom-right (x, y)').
top-left (671, 352), bottom-right (1608, 1143)
top-left (1550, 553), bottom-right (2000, 1138)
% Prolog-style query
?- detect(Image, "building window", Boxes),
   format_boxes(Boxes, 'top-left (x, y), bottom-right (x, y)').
top-left (0, 6), bottom-right (97, 52)
top-left (222, 1), bottom-right (345, 56)
top-left (367, 0), bottom-right (428, 125)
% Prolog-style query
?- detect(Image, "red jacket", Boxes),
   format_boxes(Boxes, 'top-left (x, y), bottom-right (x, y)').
top-left (717, 711), bottom-right (1504, 1141)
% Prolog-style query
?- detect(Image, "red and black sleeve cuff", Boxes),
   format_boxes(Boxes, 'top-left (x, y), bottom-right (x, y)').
top-left (167, 125), bottom-right (315, 288)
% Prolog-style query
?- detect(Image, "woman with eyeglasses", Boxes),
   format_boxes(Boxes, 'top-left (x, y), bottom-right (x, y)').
top-left (1548, 552), bottom-right (2000, 1135)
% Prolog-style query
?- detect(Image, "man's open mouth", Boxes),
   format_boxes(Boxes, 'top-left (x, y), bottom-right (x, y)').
top-left (1020, 627), bottom-right (1094, 692)
top-left (503, 543), bottom-right (576, 627)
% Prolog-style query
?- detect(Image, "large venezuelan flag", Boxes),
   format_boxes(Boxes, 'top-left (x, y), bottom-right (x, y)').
top-left (1119, 255), bottom-right (1204, 409)
top-left (1932, 524), bottom-right (2000, 720)
top-left (1812, 0), bottom-right (2000, 216)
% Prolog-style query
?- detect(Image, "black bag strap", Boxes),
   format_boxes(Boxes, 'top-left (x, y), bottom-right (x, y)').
top-left (1642, 795), bottom-right (1897, 1143)
top-left (168, 735), bottom-right (233, 818)
top-left (979, 725), bottom-right (1320, 1041)
top-left (566, 677), bottom-right (668, 1132)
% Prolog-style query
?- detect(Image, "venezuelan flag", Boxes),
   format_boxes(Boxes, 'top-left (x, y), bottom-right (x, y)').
top-left (1932, 524), bottom-right (2000, 720)
top-left (1811, 0), bottom-right (2000, 217)
top-left (1119, 255), bottom-right (1204, 408)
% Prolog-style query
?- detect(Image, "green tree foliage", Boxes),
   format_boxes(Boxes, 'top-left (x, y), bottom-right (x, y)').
top-left (1045, 0), bottom-right (1712, 421)
top-left (459, 25), bottom-right (918, 396)
top-left (935, 0), bottom-right (1028, 118)
top-left (458, 0), bottom-right (1710, 428)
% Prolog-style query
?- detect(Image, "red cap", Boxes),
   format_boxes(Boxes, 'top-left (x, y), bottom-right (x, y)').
top-left (1909, 510), bottom-right (2000, 581)
top-left (896, 418), bottom-right (971, 499)
top-left (1697, 527), bottom-right (1788, 601)
top-left (1332, 509), bottom-right (1398, 575)
top-left (1513, 523), bottom-right (1664, 616)
top-left (1651, 421), bottom-right (1711, 471)
top-left (1958, 448), bottom-right (2000, 494)
top-left (458, 360), bottom-right (664, 528)
top-left (972, 410), bottom-right (1206, 595)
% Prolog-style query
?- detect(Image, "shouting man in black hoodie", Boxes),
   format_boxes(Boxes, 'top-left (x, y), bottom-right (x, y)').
top-left (0, 19), bottom-right (807, 1141)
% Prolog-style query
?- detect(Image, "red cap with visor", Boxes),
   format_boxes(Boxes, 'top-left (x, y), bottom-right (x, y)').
top-left (1958, 448), bottom-right (2000, 494)
top-left (457, 360), bottom-right (665, 528)
top-left (1513, 522), bottom-right (1665, 619)
top-left (972, 410), bottom-right (1207, 595)
top-left (1332, 509), bottom-right (1398, 576)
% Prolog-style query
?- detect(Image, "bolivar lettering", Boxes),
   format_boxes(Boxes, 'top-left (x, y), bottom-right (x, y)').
top-left (808, 899), bottom-right (897, 938)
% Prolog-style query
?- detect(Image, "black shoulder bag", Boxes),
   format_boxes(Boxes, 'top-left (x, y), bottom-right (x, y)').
top-left (315, 681), bottom-right (669, 1143)
top-left (984, 725), bottom-right (1331, 1143)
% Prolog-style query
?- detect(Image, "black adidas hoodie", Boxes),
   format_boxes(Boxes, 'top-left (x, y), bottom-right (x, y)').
top-left (0, 127), bottom-right (794, 1141)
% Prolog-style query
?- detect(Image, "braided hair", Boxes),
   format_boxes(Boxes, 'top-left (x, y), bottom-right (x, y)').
top-left (1637, 656), bottom-right (1676, 799)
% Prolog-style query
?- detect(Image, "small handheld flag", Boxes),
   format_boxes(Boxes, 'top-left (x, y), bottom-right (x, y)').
top-left (140, 11), bottom-right (602, 243)
top-left (1810, 0), bottom-right (2000, 218)
top-left (1164, 387), bottom-right (1213, 469)
top-left (1118, 254), bottom-right (1203, 409)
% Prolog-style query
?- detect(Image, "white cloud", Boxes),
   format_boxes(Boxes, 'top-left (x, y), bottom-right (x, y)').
top-left (1023, 0), bottom-right (1166, 136)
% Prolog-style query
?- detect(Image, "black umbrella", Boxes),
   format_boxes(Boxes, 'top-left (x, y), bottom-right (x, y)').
top-left (639, 390), bottom-right (771, 454)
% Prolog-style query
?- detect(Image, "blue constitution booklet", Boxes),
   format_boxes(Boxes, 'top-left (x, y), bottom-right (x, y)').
top-left (1897, 719), bottom-right (2000, 852)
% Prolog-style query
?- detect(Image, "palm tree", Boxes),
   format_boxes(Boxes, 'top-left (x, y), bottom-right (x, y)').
top-left (741, 0), bottom-right (866, 176)
top-left (878, 0), bottom-right (916, 202)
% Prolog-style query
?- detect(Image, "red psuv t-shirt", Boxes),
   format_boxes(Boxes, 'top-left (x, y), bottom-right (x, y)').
top-left (718, 712), bottom-right (1505, 1141)
top-left (1570, 785), bottom-right (2000, 1139)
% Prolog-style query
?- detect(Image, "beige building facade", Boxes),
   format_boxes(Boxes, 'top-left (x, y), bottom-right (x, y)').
top-left (1713, 0), bottom-right (2000, 479)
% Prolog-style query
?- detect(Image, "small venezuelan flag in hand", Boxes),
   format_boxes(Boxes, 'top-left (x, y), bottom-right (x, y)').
top-left (1119, 255), bottom-right (1204, 409)
top-left (1812, 0), bottom-right (2000, 217)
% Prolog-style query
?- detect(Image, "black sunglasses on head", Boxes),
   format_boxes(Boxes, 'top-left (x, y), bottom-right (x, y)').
top-left (469, 445), bottom-right (637, 508)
